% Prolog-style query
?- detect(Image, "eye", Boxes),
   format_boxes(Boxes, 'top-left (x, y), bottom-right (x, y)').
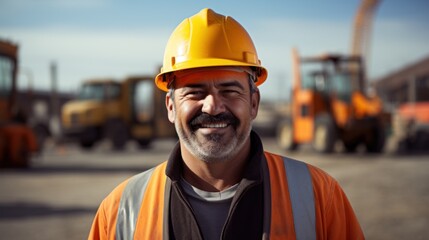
top-left (222, 88), bottom-right (241, 97)
top-left (184, 90), bottom-right (205, 99)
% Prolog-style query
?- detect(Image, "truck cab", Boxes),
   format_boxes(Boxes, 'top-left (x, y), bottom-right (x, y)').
top-left (61, 76), bottom-right (175, 150)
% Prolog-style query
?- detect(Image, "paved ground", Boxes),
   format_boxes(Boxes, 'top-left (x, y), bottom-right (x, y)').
top-left (0, 137), bottom-right (428, 240)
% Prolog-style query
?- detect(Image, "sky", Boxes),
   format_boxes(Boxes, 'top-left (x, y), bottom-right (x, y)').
top-left (1, 0), bottom-right (428, 102)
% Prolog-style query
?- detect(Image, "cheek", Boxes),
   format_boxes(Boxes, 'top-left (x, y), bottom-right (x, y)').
top-left (177, 101), bottom-right (201, 124)
top-left (229, 99), bottom-right (253, 119)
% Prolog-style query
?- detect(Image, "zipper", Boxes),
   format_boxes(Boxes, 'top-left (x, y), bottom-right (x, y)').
top-left (219, 180), bottom-right (259, 239)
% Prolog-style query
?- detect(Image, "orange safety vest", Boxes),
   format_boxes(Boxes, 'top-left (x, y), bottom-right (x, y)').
top-left (89, 152), bottom-right (364, 239)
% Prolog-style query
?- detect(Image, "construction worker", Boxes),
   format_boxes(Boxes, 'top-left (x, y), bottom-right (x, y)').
top-left (89, 8), bottom-right (364, 240)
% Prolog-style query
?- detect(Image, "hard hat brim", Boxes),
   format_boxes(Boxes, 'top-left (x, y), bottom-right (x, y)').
top-left (155, 59), bottom-right (268, 92)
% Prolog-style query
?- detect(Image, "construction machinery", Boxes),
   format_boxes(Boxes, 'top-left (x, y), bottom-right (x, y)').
top-left (61, 75), bottom-right (176, 150)
top-left (277, 50), bottom-right (386, 153)
top-left (276, 0), bottom-right (387, 153)
top-left (0, 39), bottom-right (38, 167)
top-left (350, 0), bottom-right (380, 62)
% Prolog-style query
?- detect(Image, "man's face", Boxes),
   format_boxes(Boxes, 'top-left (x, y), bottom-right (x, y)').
top-left (166, 67), bottom-right (260, 163)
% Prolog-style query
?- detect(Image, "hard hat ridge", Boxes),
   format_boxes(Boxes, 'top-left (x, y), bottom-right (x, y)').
top-left (200, 8), bottom-right (223, 26)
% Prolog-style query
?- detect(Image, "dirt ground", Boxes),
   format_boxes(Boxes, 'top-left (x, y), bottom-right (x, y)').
top-left (0, 138), bottom-right (428, 240)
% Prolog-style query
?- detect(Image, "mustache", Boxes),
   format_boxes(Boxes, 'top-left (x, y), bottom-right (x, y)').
top-left (190, 112), bottom-right (239, 128)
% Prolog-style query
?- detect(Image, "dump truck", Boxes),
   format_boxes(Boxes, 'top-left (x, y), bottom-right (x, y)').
top-left (0, 39), bottom-right (38, 167)
top-left (276, 50), bottom-right (387, 153)
top-left (61, 75), bottom-right (176, 150)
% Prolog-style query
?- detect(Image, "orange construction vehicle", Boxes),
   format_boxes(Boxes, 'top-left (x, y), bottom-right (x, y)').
top-left (276, 0), bottom-right (386, 153)
top-left (277, 50), bottom-right (386, 153)
top-left (0, 39), bottom-right (38, 167)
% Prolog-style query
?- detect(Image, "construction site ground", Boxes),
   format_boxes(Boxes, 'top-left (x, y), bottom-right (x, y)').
top-left (0, 137), bottom-right (428, 240)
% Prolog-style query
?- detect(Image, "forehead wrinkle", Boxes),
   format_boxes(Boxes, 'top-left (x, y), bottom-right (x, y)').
top-left (179, 80), bottom-right (246, 93)
top-left (182, 83), bottom-right (206, 89)
top-left (216, 80), bottom-right (245, 90)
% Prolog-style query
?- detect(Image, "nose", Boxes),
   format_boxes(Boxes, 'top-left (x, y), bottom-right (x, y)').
top-left (201, 93), bottom-right (226, 115)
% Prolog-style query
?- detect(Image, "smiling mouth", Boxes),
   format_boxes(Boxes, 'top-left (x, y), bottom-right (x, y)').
top-left (190, 113), bottom-right (237, 131)
top-left (200, 122), bottom-right (229, 128)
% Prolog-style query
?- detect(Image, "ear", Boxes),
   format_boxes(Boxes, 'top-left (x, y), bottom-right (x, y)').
top-left (166, 93), bottom-right (175, 123)
top-left (250, 90), bottom-right (260, 120)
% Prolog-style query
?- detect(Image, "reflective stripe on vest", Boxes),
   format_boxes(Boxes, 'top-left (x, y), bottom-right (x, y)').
top-left (115, 162), bottom-right (168, 240)
top-left (115, 155), bottom-right (315, 239)
top-left (116, 168), bottom-right (155, 240)
top-left (283, 157), bottom-right (316, 240)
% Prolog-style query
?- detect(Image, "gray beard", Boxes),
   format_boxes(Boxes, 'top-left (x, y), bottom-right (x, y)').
top-left (175, 120), bottom-right (252, 163)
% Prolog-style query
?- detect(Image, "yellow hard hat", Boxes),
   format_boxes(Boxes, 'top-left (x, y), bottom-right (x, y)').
top-left (155, 8), bottom-right (268, 92)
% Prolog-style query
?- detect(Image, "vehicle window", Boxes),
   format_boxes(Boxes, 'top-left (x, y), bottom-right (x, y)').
top-left (106, 84), bottom-right (121, 100)
top-left (0, 56), bottom-right (13, 97)
top-left (301, 63), bottom-right (319, 90)
top-left (416, 74), bottom-right (429, 101)
top-left (331, 72), bottom-right (352, 102)
top-left (134, 81), bottom-right (154, 122)
top-left (78, 84), bottom-right (104, 100)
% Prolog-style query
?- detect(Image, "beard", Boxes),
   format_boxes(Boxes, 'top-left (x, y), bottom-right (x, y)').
top-left (175, 112), bottom-right (252, 163)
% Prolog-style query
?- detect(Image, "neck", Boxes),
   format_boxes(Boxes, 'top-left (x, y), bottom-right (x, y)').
top-left (180, 139), bottom-right (251, 192)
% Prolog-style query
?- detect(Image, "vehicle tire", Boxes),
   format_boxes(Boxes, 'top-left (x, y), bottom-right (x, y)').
top-left (136, 138), bottom-right (152, 149)
top-left (365, 121), bottom-right (385, 153)
top-left (312, 114), bottom-right (336, 153)
top-left (414, 129), bottom-right (429, 151)
top-left (16, 135), bottom-right (30, 168)
top-left (1, 129), bottom-right (31, 168)
top-left (79, 139), bottom-right (95, 149)
top-left (276, 119), bottom-right (298, 151)
top-left (106, 120), bottom-right (128, 151)
top-left (0, 131), bottom-right (7, 168)
top-left (343, 139), bottom-right (359, 153)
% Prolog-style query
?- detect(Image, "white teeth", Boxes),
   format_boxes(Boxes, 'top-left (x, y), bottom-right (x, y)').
top-left (201, 123), bottom-right (228, 128)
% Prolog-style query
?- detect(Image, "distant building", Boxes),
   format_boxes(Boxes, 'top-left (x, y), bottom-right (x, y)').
top-left (14, 89), bottom-right (75, 141)
top-left (374, 55), bottom-right (429, 109)
top-left (16, 89), bottom-right (75, 119)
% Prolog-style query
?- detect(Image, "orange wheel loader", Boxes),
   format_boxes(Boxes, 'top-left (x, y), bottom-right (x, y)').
top-left (277, 49), bottom-right (387, 153)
